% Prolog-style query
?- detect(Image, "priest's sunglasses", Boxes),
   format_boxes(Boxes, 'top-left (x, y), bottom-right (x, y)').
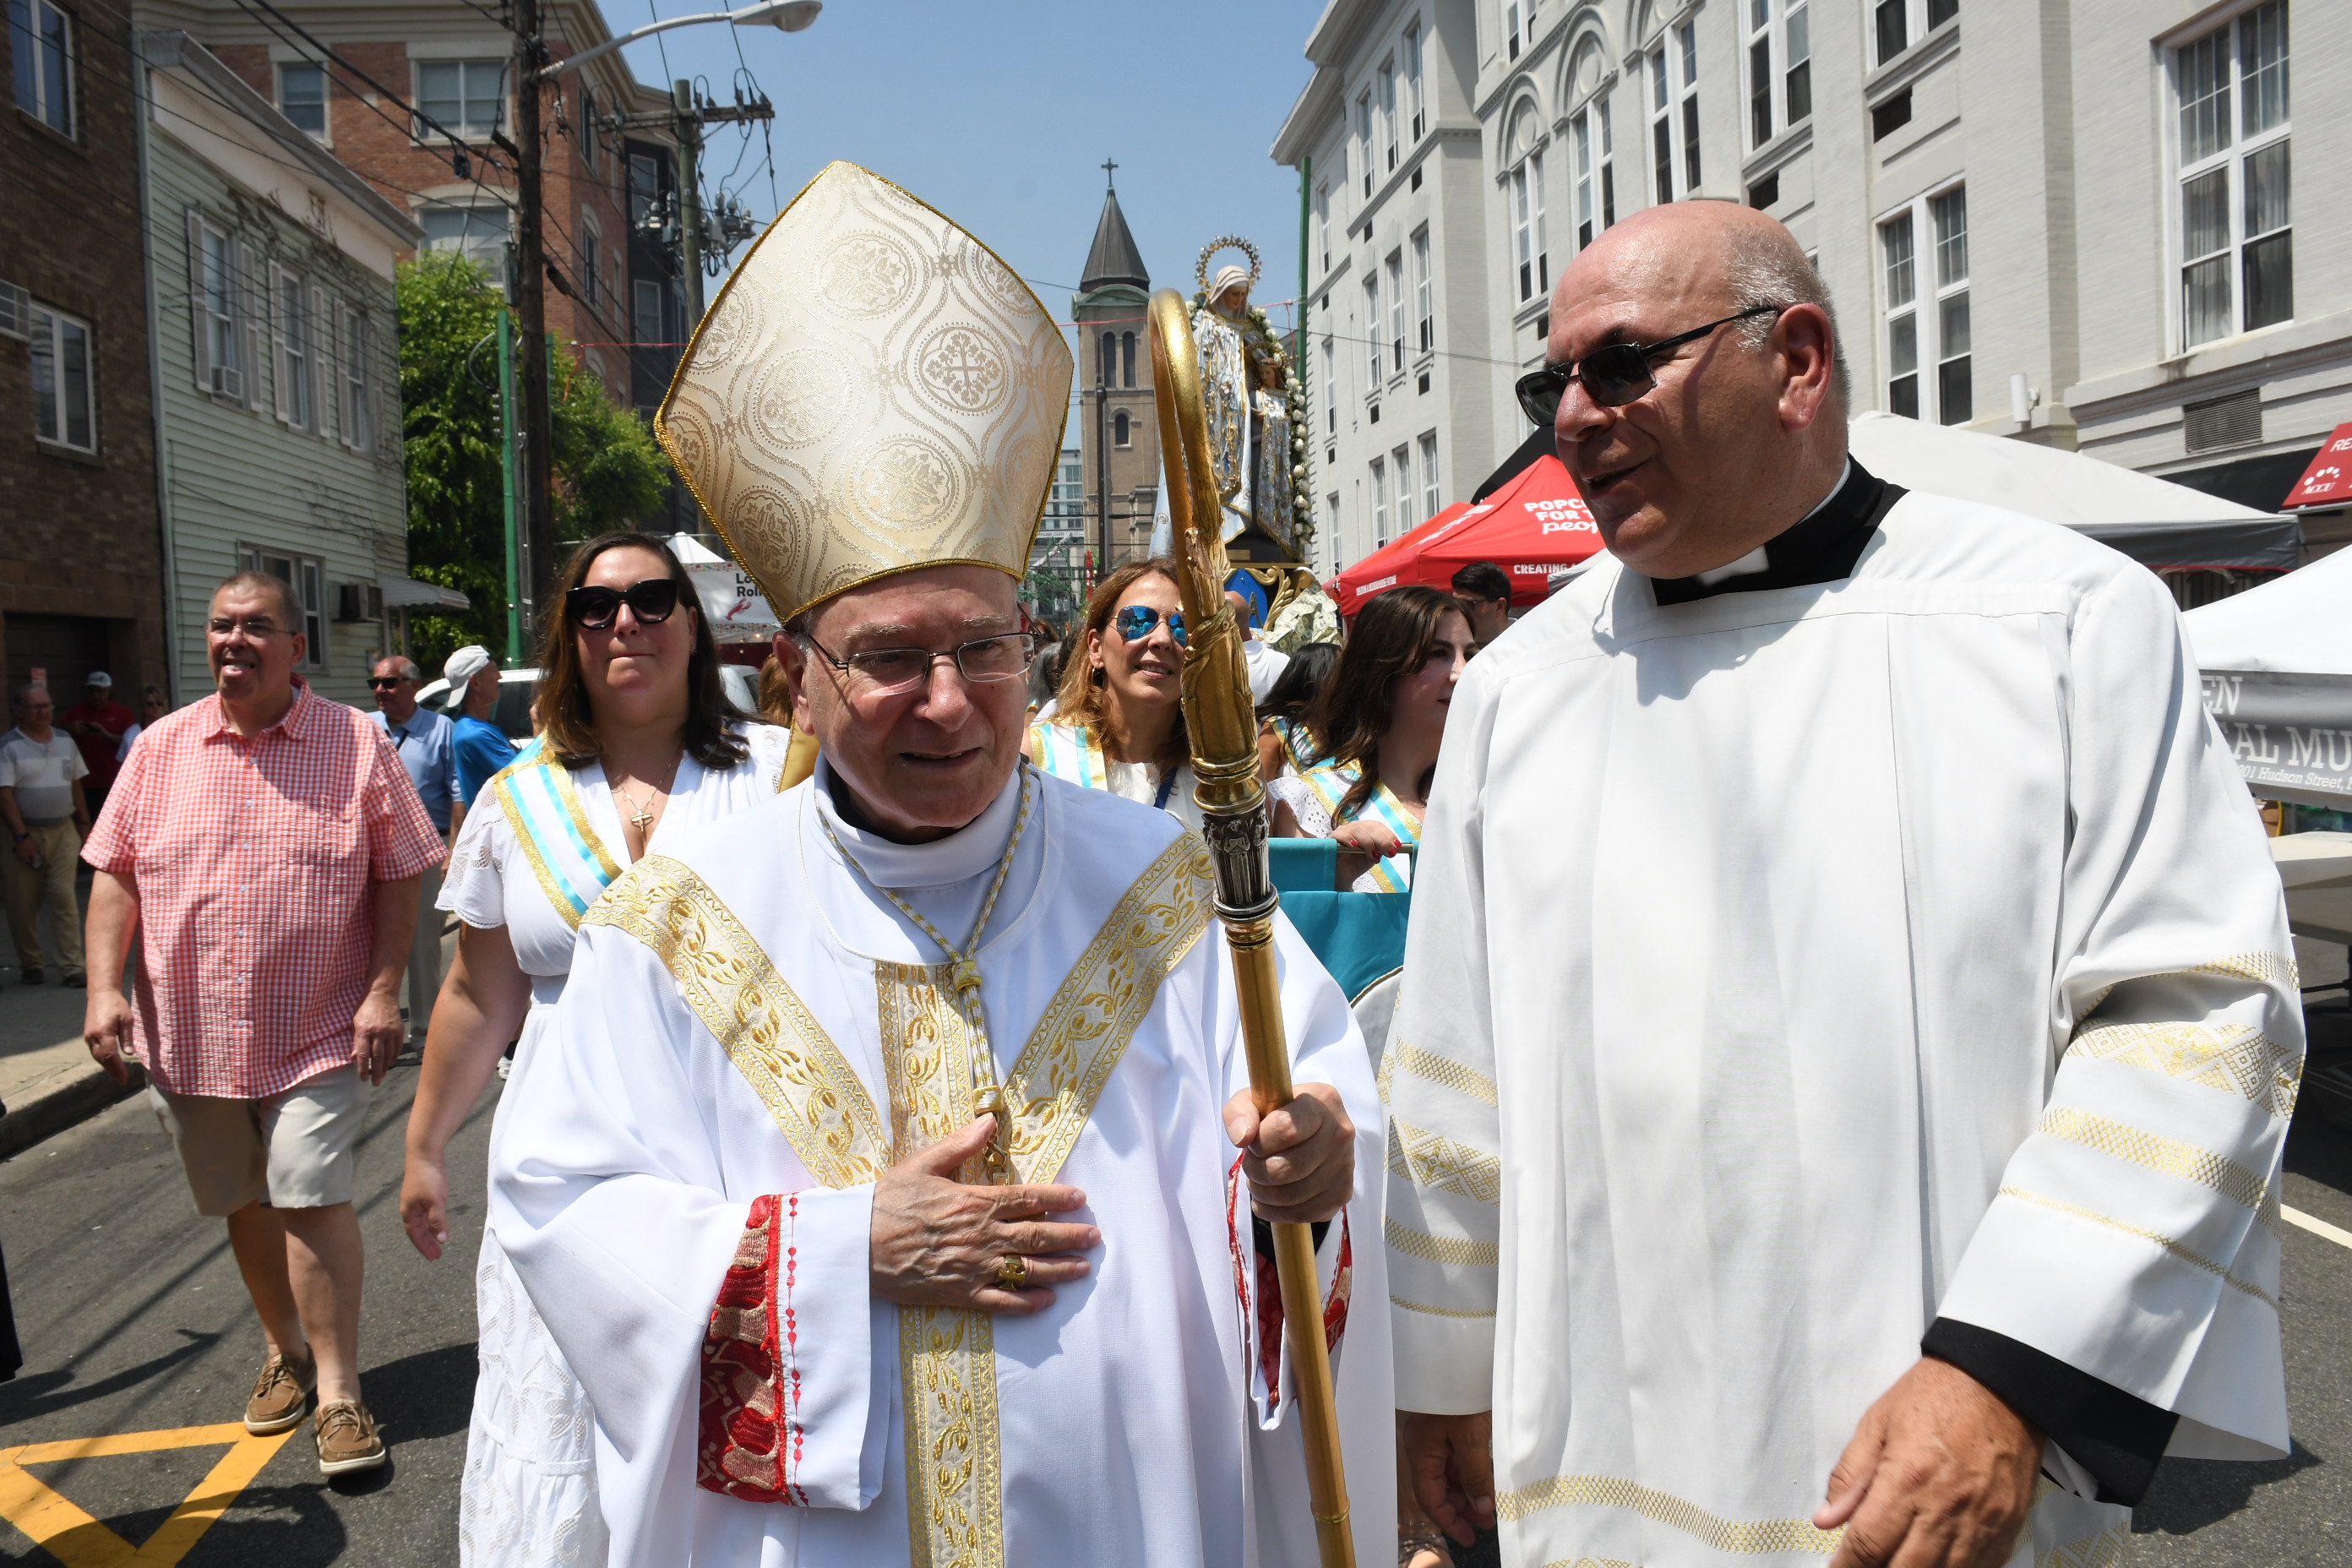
top-left (803, 630), bottom-right (1040, 695)
top-left (1514, 303), bottom-right (1783, 424)
top-left (566, 579), bottom-right (681, 629)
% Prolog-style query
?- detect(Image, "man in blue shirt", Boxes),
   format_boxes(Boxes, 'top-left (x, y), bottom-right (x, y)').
top-left (369, 656), bottom-right (455, 1037)
top-left (443, 645), bottom-right (517, 839)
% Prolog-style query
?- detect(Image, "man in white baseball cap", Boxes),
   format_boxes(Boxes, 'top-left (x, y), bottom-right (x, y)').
top-left (443, 645), bottom-right (514, 840)
top-left (60, 669), bottom-right (134, 819)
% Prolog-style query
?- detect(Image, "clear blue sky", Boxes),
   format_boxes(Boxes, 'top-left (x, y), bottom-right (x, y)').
top-left (617, 0), bottom-right (1328, 346)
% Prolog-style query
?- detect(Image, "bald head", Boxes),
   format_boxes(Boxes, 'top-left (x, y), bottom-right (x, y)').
top-left (1545, 202), bottom-right (1848, 579)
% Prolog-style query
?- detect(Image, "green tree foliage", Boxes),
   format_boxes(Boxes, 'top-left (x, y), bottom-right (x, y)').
top-left (397, 254), bottom-right (672, 668)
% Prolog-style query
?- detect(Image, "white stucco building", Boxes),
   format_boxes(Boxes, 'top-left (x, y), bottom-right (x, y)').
top-left (1277, 0), bottom-right (2351, 574)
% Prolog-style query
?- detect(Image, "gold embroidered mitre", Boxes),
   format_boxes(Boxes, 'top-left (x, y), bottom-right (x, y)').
top-left (655, 161), bottom-right (1074, 622)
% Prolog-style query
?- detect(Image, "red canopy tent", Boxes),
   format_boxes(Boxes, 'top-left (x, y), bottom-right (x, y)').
top-left (1331, 454), bottom-right (1603, 614)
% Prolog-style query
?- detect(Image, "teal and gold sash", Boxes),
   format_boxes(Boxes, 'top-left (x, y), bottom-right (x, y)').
top-left (1298, 762), bottom-right (1419, 893)
top-left (1026, 720), bottom-right (1107, 790)
top-left (491, 746), bottom-right (624, 928)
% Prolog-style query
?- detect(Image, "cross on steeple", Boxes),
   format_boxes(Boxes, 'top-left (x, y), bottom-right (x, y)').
top-left (1102, 156), bottom-right (1119, 192)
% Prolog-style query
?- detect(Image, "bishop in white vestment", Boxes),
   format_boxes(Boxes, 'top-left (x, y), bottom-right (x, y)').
top-left (1389, 203), bottom-right (2300, 1568)
top-left (488, 161), bottom-right (1393, 1567)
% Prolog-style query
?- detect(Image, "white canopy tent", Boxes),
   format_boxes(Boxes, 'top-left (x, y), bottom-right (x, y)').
top-left (2185, 546), bottom-right (2352, 807)
top-left (1847, 412), bottom-right (2300, 570)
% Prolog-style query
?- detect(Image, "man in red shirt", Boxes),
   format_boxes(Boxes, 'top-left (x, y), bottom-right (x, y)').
top-left (81, 573), bottom-right (444, 1478)
top-left (59, 671), bottom-right (134, 816)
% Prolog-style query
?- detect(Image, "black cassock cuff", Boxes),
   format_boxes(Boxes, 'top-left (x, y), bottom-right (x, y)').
top-left (1923, 1317), bottom-right (2177, 1505)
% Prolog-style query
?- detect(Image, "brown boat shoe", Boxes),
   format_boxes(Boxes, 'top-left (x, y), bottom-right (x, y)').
top-left (314, 1398), bottom-right (387, 1476)
top-left (243, 1350), bottom-right (315, 1435)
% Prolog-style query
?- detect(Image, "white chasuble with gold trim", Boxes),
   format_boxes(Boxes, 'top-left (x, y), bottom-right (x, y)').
top-left (1386, 492), bottom-right (2301, 1568)
top-left (492, 764), bottom-right (1395, 1567)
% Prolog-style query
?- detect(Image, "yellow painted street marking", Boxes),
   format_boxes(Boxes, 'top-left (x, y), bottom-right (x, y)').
top-left (0, 1422), bottom-right (296, 1567)
top-left (2283, 1204), bottom-right (2352, 1251)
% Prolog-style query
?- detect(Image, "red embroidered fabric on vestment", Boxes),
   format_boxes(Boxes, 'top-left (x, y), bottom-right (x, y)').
top-left (1227, 1153), bottom-right (1353, 1402)
top-left (697, 1192), bottom-right (808, 1503)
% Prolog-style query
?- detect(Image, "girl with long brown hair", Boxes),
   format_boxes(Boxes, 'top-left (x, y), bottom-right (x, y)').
top-left (1269, 585), bottom-right (1475, 891)
top-left (1021, 557), bottom-right (1204, 832)
top-left (399, 531), bottom-right (792, 1566)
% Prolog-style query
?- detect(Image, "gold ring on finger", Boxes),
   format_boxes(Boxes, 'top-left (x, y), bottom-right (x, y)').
top-left (994, 1254), bottom-right (1029, 1290)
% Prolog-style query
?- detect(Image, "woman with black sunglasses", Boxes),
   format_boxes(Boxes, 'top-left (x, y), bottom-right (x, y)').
top-left (1021, 557), bottom-right (1204, 834)
top-left (398, 531), bottom-right (792, 1568)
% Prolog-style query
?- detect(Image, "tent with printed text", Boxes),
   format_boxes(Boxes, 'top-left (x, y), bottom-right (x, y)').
top-left (1331, 454), bottom-right (1603, 614)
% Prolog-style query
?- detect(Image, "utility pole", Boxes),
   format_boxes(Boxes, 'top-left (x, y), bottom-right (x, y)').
top-left (1096, 383), bottom-right (1113, 583)
top-left (510, 0), bottom-right (553, 635)
top-left (674, 80), bottom-right (705, 319)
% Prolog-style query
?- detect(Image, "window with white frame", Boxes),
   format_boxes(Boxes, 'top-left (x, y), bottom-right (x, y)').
top-left (1380, 57), bottom-right (1398, 173)
top-left (1386, 252), bottom-right (1406, 374)
top-left (1881, 185), bottom-right (1970, 424)
top-left (11, 0), bottom-right (74, 136)
top-left (340, 303), bottom-right (374, 453)
top-left (418, 203), bottom-right (511, 281)
top-left (27, 302), bottom-right (93, 451)
top-left (1321, 336), bottom-right (1337, 432)
top-left (1371, 456), bottom-right (1389, 547)
top-left (1874, 0), bottom-right (1957, 68)
top-left (272, 265), bottom-right (316, 432)
top-left (1504, 3), bottom-right (1522, 62)
top-left (239, 547), bottom-right (327, 667)
top-left (1508, 145), bottom-right (1549, 303)
top-left (1394, 443), bottom-right (1417, 532)
top-left (1418, 432), bottom-right (1440, 518)
top-left (1568, 96), bottom-right (1615, 248)
top-left (1358, 92), bottom-right (1375, 196)
top-left (2175, 2), bottom-right (2290, 350)
top-left (1413, 229), bottom-right (1434, 353)
top-left (1317, 181), bottom-right (1331, 273)
top-left (578, 86), bottom-right (601, 175)
top-left (1649, 29), bottom-right (1701, 204)
top-left (416, 58), bottom-right (506, 138)
top-left (1364, 273), bottom-right (1382, 385)
top-left (1747, 0), bottom-right (1810, 148)
top-left (1406, 23), bottom-right (1426, 141)
top-left (190, 215), bottom-right (247, 402)
top-left (278, 61), bottom-right (327, 137)
top-left (634, 278), bottom-right (663, 345)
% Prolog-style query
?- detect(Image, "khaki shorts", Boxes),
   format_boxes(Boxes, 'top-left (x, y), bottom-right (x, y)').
top-left (147, 1067), bottom-right (372, 1216)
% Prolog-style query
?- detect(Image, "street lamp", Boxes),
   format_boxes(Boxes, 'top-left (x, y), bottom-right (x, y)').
top-left (534, 1), bottom-right (821, 82)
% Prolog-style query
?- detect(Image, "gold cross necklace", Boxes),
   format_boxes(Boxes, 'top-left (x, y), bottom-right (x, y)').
top-left (614, 752), bottom-right (683, 836)
top-left (820, 763), bottom-right (1036, 1184)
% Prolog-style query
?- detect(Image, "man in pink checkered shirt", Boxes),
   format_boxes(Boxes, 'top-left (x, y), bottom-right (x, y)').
top-left (81, 572), bottom-right (444, 1478)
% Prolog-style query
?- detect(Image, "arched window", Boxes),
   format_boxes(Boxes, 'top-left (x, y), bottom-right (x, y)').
top-left (1113, 410), bottom-right (1131, 447)
top-left (1100, 331), bottom-right (1116, 387)
top-left (1121, 331), bottom-right (1136, 387)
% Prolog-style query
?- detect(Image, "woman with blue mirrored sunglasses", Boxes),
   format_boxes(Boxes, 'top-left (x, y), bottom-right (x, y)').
top-left (1021, 558), bottom-right (1206, 835)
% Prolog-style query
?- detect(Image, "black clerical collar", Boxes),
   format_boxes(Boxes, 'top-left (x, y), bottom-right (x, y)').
top-left (1647, 458), bottom-right (1904, 606)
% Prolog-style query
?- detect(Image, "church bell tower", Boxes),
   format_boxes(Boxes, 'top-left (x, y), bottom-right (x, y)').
top-left (1071, 162), bottom-right (1161, 585)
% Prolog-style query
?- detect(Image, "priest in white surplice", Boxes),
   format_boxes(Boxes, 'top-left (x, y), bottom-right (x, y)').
top-left (1389, 201), bottom-right (2300, 1568)
top-left (485, 161), bottom-right (1392, 1568)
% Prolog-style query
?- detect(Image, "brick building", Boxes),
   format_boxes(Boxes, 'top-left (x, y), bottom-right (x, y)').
top-left (135, 0), bottom-right (686, 416)
top-left (2, 3), bottom-right (173, 704)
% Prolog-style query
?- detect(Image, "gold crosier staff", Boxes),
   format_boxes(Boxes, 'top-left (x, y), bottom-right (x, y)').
top-left (1148, 287), bottom-right (1356, 1568)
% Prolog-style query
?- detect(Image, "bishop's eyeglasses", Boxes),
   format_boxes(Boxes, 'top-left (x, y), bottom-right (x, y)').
top-left (1514, 303), bottom-right (1783, 424)
top-left (802, 630), bottom-right (1039, 696)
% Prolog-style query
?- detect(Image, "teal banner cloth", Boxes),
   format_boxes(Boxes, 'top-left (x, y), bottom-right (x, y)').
top-left (1267, 839), bottom-right (1413, 1000)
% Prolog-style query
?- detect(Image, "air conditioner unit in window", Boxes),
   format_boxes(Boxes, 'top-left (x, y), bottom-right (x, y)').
top-left (0, 281), bottom-right (28, 340)
top-left (210, 364), bottom-right (242, 399)
top-left (335, 582), bottom-right (385, 623)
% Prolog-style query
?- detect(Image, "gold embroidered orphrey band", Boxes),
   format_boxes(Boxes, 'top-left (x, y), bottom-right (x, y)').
top-left (587, 832), bottom-right (1215, 1568)
top-left (1498, 1473), bottom-right (1844, 1555)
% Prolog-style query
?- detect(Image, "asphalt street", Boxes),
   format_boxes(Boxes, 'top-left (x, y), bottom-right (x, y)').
top-left (0, 1008), bottom-right (2347, 1565)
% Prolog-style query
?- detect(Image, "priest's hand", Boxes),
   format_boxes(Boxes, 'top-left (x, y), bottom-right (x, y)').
top-left (1816, 1356), bottom-right (2041, 1568)
top-left (1225, 1081), bottom-right (1356, 1224)
top-left (868, 1114), bottom-right (1099, 1315)
top-left (1400, 1410), bottom-right (1494, 1546)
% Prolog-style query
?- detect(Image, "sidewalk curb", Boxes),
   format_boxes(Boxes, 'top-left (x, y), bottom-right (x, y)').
top-left (0, 1060), bottom-right (147, 1160)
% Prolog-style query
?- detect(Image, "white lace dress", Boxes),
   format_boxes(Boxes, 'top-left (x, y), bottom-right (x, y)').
top-left (440, 724), bottom-right (792, 1566)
